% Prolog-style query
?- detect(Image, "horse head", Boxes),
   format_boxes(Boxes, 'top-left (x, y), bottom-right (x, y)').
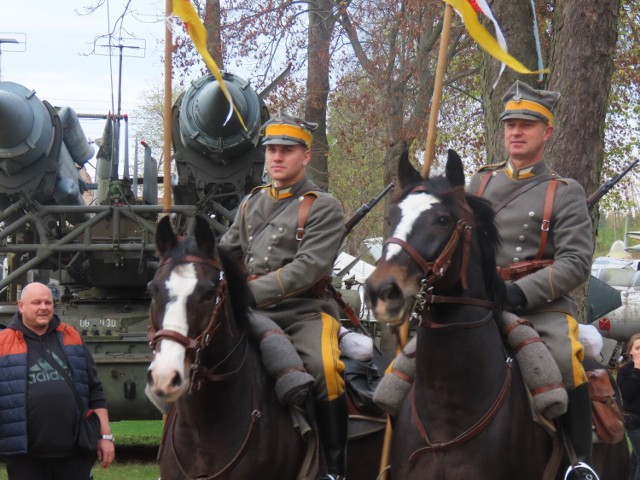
top-left (365, 149), bottom-right (504, 326)
top-left (146, 215), bottom-right (253, 402)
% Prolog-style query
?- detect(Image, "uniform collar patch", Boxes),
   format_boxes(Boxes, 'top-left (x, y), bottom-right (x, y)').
top-left (269, 184), bottom-right (294, 200)
top-left (506, 161), bottom-right (539, 180)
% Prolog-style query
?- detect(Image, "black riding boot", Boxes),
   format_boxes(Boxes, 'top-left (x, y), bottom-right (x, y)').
top-left (316, 395), bottom-right (348, 480)
top-left (561, 383), bottom-right (598, 479)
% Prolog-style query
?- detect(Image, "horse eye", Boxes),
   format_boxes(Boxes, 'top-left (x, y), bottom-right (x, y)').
top-left (202, 289), bottom-right (216, 302)
top-left (437, 215), bottom-right (452, 226)
top-left (195, 281), bottom-right (217, 302)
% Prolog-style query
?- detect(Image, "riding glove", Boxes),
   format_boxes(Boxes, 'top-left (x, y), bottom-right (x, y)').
top-left (506, 283), bottom-right (526, 309)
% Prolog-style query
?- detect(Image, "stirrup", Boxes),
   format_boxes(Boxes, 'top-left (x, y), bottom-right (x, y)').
top-left (563, 461), bottom-right (599, 480)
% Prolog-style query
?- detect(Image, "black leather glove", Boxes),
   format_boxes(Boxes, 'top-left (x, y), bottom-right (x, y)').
top-left (505, 283), bottom-right (526, 309)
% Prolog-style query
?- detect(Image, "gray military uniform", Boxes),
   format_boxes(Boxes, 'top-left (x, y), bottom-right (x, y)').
top-left (469, 159), bottom-right (593, 389)
top-left (220, 176), bottom-right (346, 400)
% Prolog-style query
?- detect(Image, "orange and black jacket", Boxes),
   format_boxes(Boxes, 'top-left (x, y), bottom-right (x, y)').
top-left (0, 313), bottom-right (105, 456)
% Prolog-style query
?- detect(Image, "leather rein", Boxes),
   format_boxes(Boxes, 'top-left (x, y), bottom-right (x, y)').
top-left (386, 185), bottom-right (512, 455)
top-left (149, 254), bottom-right (262, 480)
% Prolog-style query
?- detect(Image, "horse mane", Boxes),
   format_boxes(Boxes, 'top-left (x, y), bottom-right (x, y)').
top-left (465, 193), bottom-right (506, 308)
top-left (218, 247), bottom-right (254, 331)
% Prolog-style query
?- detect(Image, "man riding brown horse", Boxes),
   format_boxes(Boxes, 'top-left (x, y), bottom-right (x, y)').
top-left (469, 80), bottom-right (595, 478)
top-left (220, 112), bottom-right (348, 480)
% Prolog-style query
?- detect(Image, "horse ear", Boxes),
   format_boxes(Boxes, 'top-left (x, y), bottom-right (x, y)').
top-left (398, 148), bottom-right (422, 189)
top-left (156, 216), bottom-right (177, 256)
top-left (193, 215), bottom-right (216, 255)
top-left (445, 149), bottom-right (465, 187)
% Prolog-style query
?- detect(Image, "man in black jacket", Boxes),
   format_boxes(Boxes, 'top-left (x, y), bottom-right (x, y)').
top-left (0, 282), bottom-right (115, 479)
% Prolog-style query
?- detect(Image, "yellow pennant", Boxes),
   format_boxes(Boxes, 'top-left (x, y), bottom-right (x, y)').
top-left (443, 0), bottom-right (549, 75)
top-left (172, 0), bottom-right (247, 130)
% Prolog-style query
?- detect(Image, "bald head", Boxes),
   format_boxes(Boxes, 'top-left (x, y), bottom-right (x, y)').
top-left (18, 282), bottom-right (54, 335)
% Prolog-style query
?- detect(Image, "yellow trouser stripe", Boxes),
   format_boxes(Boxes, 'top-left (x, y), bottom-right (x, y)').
top-left (321, 313), bottom-right (345, 400)
top-left (567, 314), bottom-right (587, 387)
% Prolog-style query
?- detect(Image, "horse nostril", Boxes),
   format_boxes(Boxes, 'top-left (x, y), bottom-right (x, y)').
top-left (146, 370), bottom-right (153, 385)
top-left (379, 281), bottom-right (402, 302)
top-left (171, 372), bottom-right (182, 389)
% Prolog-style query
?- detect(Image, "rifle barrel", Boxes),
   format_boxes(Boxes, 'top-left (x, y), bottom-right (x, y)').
top-left (587, 159), bottom-right (639, 209)
top-left (344, 183), bottom-right (394, 234)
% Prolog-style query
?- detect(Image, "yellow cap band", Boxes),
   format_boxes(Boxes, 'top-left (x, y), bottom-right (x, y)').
top-left (264, 124), bottom-right (312, 148)
top-left (504, 99), bottom-right (554, 126)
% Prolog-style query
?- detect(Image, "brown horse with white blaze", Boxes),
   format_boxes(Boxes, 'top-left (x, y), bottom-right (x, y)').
top-left (146, 215), bottom-right (307, 479)
top-left (365, 150), bottom-right (627, 480)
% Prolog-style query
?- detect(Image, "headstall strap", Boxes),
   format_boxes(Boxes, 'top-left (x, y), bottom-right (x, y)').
top-left (388, 184), bottom-right (493, 317)
top-left (384, 237), bottom-right (434, 274)
top-left (149, 255), bottom-right (228, 359)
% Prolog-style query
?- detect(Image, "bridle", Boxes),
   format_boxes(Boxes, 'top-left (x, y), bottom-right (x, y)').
top-left (147, 254), bottom-right (248, 387)
top-left (149, 254), bottom-right (262, 480)
top-left (383, 184), bottom-right (496, 320)
top-left (385, 186), bottom-right (512, 455)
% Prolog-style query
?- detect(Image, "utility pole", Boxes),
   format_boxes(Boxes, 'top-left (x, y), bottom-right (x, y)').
top-left (95, 37), bottom-right (145, 180)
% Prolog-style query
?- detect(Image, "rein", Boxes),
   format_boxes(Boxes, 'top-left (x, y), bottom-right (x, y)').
top-left (167, 356), bottom-right (263, 480)
top-left (409, 357), bottom-right (513, 460)
top-left (407, 313), bottom-right (514, 459)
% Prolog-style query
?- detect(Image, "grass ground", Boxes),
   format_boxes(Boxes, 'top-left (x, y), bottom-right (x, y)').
top-left (0, 420), bottom-right (163, 479)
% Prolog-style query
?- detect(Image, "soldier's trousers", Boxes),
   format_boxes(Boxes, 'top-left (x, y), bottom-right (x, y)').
top-left (280, 311), bottom-right (345, 401)
top-left (527, 309), bottom-right (588, 390)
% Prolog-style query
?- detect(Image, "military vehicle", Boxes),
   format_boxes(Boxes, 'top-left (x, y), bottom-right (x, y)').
top-left (589, 238), bottom-right (640, 364)
top-left (0, 72), bottom-right (269, 420)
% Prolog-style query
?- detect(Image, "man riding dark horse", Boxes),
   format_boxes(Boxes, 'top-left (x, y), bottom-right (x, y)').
top-left (220, 112), bottom-right (348, 480)
top-left (469, 80), bottom-right (595, 478)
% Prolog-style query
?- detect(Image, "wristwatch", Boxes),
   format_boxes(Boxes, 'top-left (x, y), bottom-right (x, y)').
top-left (100, 434), bottom-right (114, 442)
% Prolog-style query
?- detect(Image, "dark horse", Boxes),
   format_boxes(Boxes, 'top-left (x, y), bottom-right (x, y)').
top-left (146, 215), bottom-right (386, 479)
top-left (364, 150), bottom-right (628, 480)
top-left (146, 215), bottom-right (308, 479)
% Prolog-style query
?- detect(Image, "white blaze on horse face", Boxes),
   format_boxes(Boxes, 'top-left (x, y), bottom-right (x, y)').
top-left (384, 193), bottom-right (439, 261)
top-left (150, 263), bottom-right (198, 392)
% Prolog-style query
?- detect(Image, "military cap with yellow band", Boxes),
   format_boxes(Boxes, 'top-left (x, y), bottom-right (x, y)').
top-left (499, 80), bottom-right (560, 126)
top-left (260, 112), bottom-right (318, 149)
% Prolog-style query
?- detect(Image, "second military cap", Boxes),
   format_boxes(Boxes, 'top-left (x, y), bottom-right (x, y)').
top-left (499, 80), bottom-right (560, 126)
top-left (260, 112), bottom-right (318, 149)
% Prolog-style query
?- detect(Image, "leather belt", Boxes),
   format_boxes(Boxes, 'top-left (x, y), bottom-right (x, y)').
top-left (497, 259), bottom-right (554, 281)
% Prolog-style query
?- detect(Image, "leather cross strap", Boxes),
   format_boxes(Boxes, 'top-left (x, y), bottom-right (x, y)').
top-left (490, 174), bottom-right (555, 214)
top-left (534, 179), bottom-right (558, 260)
top-left (296, 193), bottom-right (317, 240)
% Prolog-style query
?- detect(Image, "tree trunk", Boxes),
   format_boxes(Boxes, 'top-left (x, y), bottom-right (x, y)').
top-left (546, 0), bottom-right (620, 194)
top-left (305, 0), bottom-right (335, 190)
top-left (546, 0), bottom-right (620, 322)
top-left (205, 0), bottom-right (224, 67)
top-left (479, 0), bottom-right (539, 164)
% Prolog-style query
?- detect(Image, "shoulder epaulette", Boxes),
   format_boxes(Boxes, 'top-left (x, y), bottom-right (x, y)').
top-left (475, 161), bottom-right (506, 174)
top-left (301, 191), bottom-right (320, 199)
top-left (248, 184), bottom-right (270, 196)
top-left (547, 170), bottom-right (571, 185)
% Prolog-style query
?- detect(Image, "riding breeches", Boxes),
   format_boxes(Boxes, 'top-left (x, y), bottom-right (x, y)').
top-left (525, 309), bottom-right (587, 390)
top-left (281, 311), bottom-right (345, 401)
top-left (257, 296), bottom-right (345, 401)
